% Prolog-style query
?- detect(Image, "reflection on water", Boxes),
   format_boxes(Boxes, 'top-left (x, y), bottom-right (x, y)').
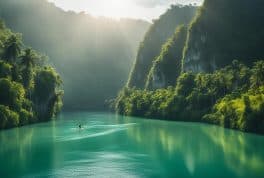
top-left (202, 126), bottom-right (264, 176)
top-left (0, 112), bottom-right (263, 178)
top-left (118, 115), bottom-right (264, 178)
top-left (0, 121), bottom-right (58, 177)
top-left (0, 127), bottom-right (34, 171)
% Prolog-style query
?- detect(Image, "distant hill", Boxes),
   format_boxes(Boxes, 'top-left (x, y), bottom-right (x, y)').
top-left (0, 0), bottom-right (150, 110)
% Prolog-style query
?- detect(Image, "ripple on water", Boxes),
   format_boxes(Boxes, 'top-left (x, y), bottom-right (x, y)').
top-left (52, 152), bottom-right (146, 178)
top-left (55, 123), bottom-right (137, 142)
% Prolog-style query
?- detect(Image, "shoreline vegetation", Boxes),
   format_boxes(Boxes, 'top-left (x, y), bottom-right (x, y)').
top-left (0, 20), bottom-right (63, 130)
top-left (0, 1), bottom-right (263, 135)
top-left (114, 0), bottom-right (264, 135)
top-left (115, 61), bottom-right (264, 135)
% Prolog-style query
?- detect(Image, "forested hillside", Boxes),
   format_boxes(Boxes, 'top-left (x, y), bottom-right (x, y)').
top-left (115, 0), bottom-right (264, 134)
top-left (116, 61), bottom-right (264, 134)
top-left (0, 0), bottom-right (149, 110)
top-left (0, 20), bottom-right (63, 129)
top-left (127, 5), bottom-right (197, 89)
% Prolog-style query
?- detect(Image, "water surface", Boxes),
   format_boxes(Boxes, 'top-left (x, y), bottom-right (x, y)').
top-left (0, 112), bottom-right (264, 178)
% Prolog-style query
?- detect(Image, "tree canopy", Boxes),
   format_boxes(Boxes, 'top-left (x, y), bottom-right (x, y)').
top-left (0, 20), bottom-right (63, 129)
top-left (115, 60), bottom-right (264, 134)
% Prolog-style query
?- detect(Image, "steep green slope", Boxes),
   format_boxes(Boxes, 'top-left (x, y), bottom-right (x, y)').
top-left (146, 25), bottom-right (187, 90)
top-left (116, 60), bottom-right (264, 134)
top-left (127, 5), bottom-right (197, 89)
top-left (183, 0), bottom-right (264, 72)
top-left (0, 0), bottom-right (149, 110)
top-left (115, 0), bottom-right (264, 134)
top-left (0, 20), bottom-right (63, 129)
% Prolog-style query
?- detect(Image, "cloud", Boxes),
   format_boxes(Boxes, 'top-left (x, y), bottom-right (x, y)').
top-left (132, 0), bottom-right (202, 8)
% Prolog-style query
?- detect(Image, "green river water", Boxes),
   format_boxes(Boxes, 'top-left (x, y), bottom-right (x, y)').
top-left (0, 112), bottom-right (264, 178)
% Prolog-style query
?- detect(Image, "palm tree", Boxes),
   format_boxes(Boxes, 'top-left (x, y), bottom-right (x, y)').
top-left (21, 48), bottom-right (38, 68)
top-left (251, 61), bottom-right (264, 88)
top-left (3, 34), bottom-right (22, 63)
top-left (20, 48), bottom-right (38, 90)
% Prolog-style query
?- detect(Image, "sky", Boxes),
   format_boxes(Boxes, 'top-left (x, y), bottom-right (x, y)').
top-left (48, 0), bottom-right (203, 21)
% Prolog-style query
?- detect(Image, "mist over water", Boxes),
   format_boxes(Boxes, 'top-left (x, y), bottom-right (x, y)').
top-left (0, 112), bottom-right (264, 178)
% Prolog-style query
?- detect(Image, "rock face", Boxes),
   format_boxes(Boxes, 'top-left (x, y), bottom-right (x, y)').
top-left (146, 25), bottom-right (188, 90)
top-left (151, 66), bottom-right (166, 89)
top-left (183, 0), bottom-right (264, 73)
top-left (128, 5), bottom-right (197, 89)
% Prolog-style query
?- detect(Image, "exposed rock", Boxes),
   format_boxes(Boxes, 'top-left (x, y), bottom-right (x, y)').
top-left (183, 0), bottom-right (264, 73)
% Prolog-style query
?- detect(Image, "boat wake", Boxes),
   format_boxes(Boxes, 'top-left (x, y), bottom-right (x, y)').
top-left (56, 123), bottom-right (136, 142)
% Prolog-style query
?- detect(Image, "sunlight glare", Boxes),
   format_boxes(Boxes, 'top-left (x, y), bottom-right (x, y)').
top-left (48, 0), bottom-right (203, 20)
top-left (94, 0), bottom-right (132, 18)
top-left (48, 0), bottom-right (167, 20)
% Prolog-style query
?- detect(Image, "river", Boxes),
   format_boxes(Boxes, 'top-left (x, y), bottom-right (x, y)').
top-left (0, 112), bottom-right (264, 178)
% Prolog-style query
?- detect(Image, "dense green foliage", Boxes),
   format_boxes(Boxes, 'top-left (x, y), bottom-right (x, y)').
top-left (115, 0), bottom-right (264, 134)
top-left (0, 20), bottom-right (63, 129)
top-left (146, 25), bottom-right (187, 90)
top-left (115, 61), bottom-right (264, 134)
top-left (183, 0), bottom-right (264, 72)
top-left (0, 0), bottom-right (149, 110)
top-left (127, 5), bottom-right (197, 89)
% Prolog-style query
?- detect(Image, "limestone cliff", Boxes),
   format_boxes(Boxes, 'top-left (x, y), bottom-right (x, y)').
top-left (183, 0), bottom-right (264, 72)
top-left (128, 5), bottom-right (197, 89)
top-left (146, 25), bottom-right (187, 90)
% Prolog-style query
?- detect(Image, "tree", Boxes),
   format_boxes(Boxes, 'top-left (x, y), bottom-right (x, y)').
top-left (0, 105), bottom-right (19, 129)
top-left (0, 61), bottom-right (12, 78)
top-left (20, 48), bottom-right (38, 89)
top-left (0, 78), bottom-right (25, 112)
top-left (21, 48), bottom-right (38, 67)
top-left (2, 34), bottom-right (22, 63)
top-left (176, 72), bottom-right (195, 97)
top-left (0, 19), bottom-right (63, 130)
top-left (33, 67), bottom-right (63, 120)
top-left (251, 61), bottom-right (264, 88)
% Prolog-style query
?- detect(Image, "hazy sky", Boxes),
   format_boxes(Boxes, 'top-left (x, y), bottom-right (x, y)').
top-left (48, 0), bottom-right (203, 21)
